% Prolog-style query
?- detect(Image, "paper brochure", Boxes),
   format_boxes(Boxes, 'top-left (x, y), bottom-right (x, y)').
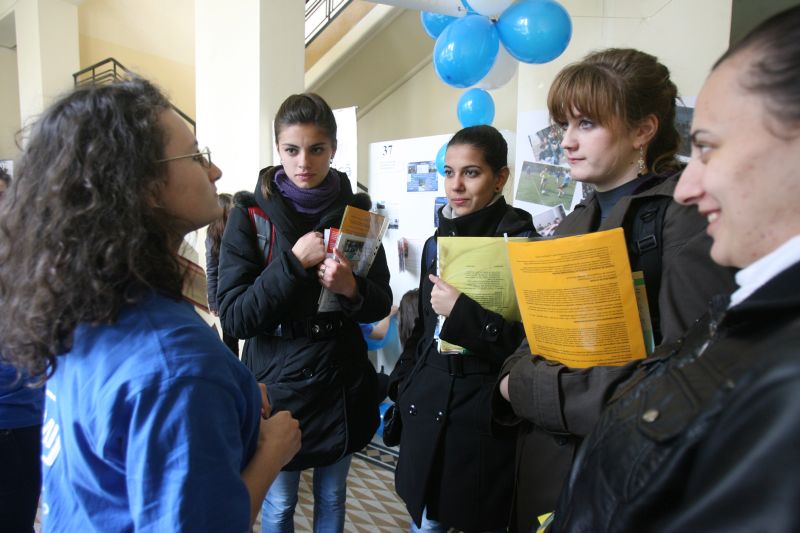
top-left (506, 228), bottom-right (646, 367)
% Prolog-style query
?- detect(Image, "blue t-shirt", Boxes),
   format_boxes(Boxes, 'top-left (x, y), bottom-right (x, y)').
top-left (0, 361), bottom-right (45, 429)
top-left (41, 293), bottom-right (262, 532)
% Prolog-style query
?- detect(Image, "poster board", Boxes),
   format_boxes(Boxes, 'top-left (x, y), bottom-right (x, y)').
top-left (368, 130), bottom-right (515, 306)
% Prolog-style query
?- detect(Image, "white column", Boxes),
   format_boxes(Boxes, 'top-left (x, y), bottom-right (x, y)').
top-left (195, 0), bottom-right (304, 195)
top-left (14, 0), bottom-right (80, 129)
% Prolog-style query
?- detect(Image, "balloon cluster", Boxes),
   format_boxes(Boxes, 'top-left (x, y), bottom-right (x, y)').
top-left (422, 0), bottom-right (572, 133)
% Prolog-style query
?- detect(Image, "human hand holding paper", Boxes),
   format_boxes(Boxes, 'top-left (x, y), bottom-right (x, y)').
top-left (429, 273), bottom-right (461, 318)
top-left (319, 249), bottom-right (357, 300)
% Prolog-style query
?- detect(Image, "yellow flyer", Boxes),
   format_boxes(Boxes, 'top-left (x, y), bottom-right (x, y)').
top-left (506, 228), bottom-right (646, 368)
top-left (437, 236), bottom-right (527, 353)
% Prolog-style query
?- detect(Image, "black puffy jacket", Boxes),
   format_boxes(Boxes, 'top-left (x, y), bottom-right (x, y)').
top-left (217, 166), bottom-right (392, 470)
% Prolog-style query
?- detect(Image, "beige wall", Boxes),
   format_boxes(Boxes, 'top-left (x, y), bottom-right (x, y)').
top-left (320, 0), bottom-right (732, 191)
top-left (79, 34), bottom-right (196, 117)
top-left (0, 47), bottom-right (20, 159)
top-left (516, 0), bottom-right (732, 115)
top-left (357, 61), bottom-right (518, 187)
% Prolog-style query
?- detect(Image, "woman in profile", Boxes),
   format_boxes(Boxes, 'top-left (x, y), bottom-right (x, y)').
top-left (0, 78), bottom-right (300, 532)
top-left (549, 7), bottom-right (800, 530)
top-left (494, 48), bottom-right (736, 532)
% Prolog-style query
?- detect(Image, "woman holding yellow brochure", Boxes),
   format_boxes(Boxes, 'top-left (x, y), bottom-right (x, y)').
top-left (493, 49), bottom-right (737, 532)
top-left (388, 125), bottom-right (536, 533)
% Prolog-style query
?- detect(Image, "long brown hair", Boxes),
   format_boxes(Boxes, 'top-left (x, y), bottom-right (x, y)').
top-left (547, 48), bottom-right (681, 174)
top-left (207, 193), bottom-right (233, 261)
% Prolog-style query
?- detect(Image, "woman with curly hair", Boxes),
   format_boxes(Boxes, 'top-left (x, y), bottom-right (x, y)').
top-left (0, 78), bottom-right (300, 532)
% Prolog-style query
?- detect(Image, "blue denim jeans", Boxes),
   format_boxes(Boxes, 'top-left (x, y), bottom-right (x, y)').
top-left (410, 507), bottom-right (507, 533)
top-left (261, 454), bottom-right (352, 533)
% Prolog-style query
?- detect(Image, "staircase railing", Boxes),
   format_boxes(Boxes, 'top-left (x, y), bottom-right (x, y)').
top-left (305, 0), bottom-right (353, 45)
top-left (73, 58), bottom-right (196, 133)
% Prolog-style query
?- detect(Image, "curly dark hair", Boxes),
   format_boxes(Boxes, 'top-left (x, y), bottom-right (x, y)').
top-left (0, 77), bottom-right (185, 377)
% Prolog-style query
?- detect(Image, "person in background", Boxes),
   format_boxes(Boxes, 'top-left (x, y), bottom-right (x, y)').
top-left (217, 92), bottom-right (392, 533)
top-left (0, 166), bottom-right (45, 533)
top-left (546, 7), bottom-right (800, 530)
top-left (389, 125), bottom-right (536, 533)
top-left (493, 47), bottom-right (737, 533)
top-left (0, 78), bottom-right (301, 532)
top-left (397, 288), bottom-right (420, 351)
top-left (206, 192), bottom-right (239, 355)
top-left (0, 166), bottom-right (9, 198)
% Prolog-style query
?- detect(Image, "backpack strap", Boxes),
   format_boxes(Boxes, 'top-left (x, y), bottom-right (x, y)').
top-left (624, 196), bottom-right (671, 345)
top-left (246, 206), bottom-right (275, 266)
top-left (424, 236), bottom-right (438, 272)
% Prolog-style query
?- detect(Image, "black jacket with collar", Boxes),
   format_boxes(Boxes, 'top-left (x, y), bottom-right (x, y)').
top-left (217, 166), bottom-right (392, 470)
top-left (551, 260), bottom-right (800, 532)
top-left (391, 197), bottom-right (536, 532)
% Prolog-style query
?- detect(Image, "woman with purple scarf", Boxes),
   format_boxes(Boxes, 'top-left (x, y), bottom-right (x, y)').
top-left (217, 93), bottom-right (392, 533)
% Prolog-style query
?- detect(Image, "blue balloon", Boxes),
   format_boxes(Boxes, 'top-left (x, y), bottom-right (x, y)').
top-left (433, 14), bottom-right (500, 88)
top-left (457, 88), bottom-right (495, 127)
top-left (436, 142), bottom-right (448, 176)
top-left (420, 11), bottom-right (457, 39)
top-left (460, 0), bottom-right (477, 13)
top-left (497, 0), bottom-right (572, 64)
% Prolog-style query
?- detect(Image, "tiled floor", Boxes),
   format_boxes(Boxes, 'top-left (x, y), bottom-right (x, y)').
top-left (254, 441), bottom-right (410, 533)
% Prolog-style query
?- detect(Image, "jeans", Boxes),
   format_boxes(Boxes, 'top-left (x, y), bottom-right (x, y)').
top-left (410, 507), bottom-right (507, 533)
top-left (261, 454), bottom-right (352, 533)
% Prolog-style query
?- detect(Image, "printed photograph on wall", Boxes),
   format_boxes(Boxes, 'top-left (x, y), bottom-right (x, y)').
top-left (674, 105), bottom-right (694, 159)
top-left (532, 204), bottom-right (567, 237)
top-left (433, 196), bottom-right (448, 227)
top-left (406, 161), bottom-right (438, 192)
top-left (516, 161), bottom-right (575, 207)
top-left (529, 124), bottom-right (566, 167)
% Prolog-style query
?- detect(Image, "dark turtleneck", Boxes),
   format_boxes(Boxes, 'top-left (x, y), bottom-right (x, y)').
top-left (437, 196), bottom-right (512, 238)
top-left (595, 174), bottom-right (653, 222)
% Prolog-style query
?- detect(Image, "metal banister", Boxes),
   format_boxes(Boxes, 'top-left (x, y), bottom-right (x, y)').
top-left (73, 57), bottom-right (196, 133)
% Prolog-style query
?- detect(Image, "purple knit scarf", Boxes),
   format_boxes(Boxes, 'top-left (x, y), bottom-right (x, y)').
top-left (273, 168), bottom-right (340, 217)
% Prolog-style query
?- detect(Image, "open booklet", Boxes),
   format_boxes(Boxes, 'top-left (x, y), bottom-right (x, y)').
top-left (436, 236), bottom-right (529, 354)
top-left (506, 228), bottom-right (648, 368)
top-left (317, 205), bottom-right (390, 312)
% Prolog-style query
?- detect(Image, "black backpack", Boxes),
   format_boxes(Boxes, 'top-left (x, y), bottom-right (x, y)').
top-left (246, 206), bottom-right (275, 265)
top-left (623, 195), bottom-right (672, 345)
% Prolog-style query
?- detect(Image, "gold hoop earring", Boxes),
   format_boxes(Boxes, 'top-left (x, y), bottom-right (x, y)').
top-left (637, 146), bottom-right (647, 175)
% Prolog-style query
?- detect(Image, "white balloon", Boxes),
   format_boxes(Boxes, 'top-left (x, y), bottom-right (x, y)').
top-left (476, 43), bottom-right (518, 90)
top-left (464, 0), bottom-right (515, 18)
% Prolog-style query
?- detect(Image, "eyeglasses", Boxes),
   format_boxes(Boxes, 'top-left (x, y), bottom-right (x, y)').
top-left (157, 147), bottom-right (212, 169)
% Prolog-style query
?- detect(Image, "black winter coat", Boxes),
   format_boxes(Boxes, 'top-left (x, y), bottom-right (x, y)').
top-left (390, 198), bottom-right (536, 532)
top-left (217, 167), bottom-right (392, 470)
top-left (551, 260), bottom-right (800, 532)
top-left (493, 174), bottom-right (738, 532)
